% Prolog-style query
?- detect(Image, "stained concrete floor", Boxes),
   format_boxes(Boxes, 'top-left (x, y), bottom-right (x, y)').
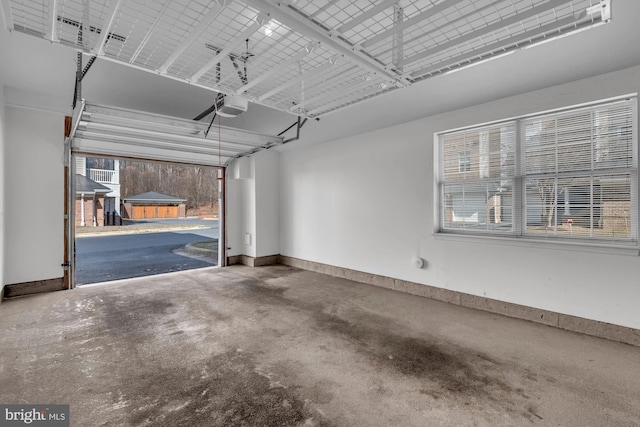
top-left (1, 265), bottom-right (639, 427)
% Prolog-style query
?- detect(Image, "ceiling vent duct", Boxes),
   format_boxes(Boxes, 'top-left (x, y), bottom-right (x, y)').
top-left (217, 95), bottom-right (249, 117)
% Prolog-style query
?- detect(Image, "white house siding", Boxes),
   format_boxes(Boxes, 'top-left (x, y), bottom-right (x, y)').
top-left (277, 65), bottom-right (640, 330)
top-left (75, 156), bottom-right (86, 176)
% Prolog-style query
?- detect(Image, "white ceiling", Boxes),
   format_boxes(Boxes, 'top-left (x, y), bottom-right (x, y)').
top-left (2, 0), bottom-right (614, 117)
top-left (1, 0), bottom-right (640, 148)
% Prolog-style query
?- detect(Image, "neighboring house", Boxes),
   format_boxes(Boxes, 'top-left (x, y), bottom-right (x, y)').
top-left (440, 105), bottom-right (633, 234)
top-left (75, 156), bottom-right (122, 226)
top-left (441, 127), bottom-right (510, 227)
top-left (122, 192), bottom-right (186, 219)
top-left (75, 174), bottom-right (111, 227)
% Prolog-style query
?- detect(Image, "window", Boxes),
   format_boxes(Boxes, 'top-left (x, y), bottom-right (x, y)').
top-left (458, 151), bottom-right (471, 172)
top-left (436, 98), bottom-right (638, 247)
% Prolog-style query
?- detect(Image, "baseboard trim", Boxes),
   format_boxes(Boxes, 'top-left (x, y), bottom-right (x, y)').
top-left (277, 255), bottom-right (640, 347)
top-left (228, 255), bottom-right (279, 267)
top-left (3, 277), bottom-right (66, 299)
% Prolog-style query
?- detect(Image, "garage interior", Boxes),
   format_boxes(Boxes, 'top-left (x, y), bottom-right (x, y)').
top-left (1, 264), bottom-right (639, 426)
top-left (2, 0), bottom-right (640, 426)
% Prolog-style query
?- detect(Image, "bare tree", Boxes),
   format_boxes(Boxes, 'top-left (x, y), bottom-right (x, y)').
top-left (533, 178), bottom-right (566, 231)
top-left (118, 160), bottom-right (219, 215)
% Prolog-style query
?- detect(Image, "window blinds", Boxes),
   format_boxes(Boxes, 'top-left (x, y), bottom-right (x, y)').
top-left (439, 122), bottom-right (516, 233)
top-left (437, 97), bottom-right (637, 245)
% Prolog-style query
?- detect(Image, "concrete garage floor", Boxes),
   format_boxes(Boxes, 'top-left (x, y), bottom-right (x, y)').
top-left (1, 266), bottom-right (639, 426)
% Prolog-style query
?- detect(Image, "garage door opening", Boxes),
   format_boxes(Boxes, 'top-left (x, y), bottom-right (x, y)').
top-left (64, 102), bottom-right (283, 288)
top-left (74, 155), bottom-right (221, 285)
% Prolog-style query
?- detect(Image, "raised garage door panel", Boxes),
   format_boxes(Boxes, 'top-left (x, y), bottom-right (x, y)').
top-left (132, 206), bottom-right (146, 219)
top-left (71, 104), bottom-right (283, 167)
top-left (158, 206), bottom-right (179, 218)
top-left (144, 206), bottom-right (157, 218)
top-left (157, 206), bottom-right (168, 219)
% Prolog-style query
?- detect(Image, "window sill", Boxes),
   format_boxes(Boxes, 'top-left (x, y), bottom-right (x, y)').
top-left (432, 232), bottom-right (640, 256)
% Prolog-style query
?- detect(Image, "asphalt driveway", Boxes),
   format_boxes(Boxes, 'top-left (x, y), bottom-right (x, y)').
top-left (75, 219), bottom-right (219, 285)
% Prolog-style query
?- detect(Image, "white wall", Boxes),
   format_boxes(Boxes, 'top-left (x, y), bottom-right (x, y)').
top-left (242, 172), bottom-right (257, 258)
top-left (226, 156), bottom-right (255, 258)
top-left (4, 105), bottom-right (64, 285)
top-left (225, 177), bottom-right (243, 258)
top-left (226, 150), bottom-right (280, 259)
top-left (0, 86), bottom-right (5, 294)
top-left (254, 150), bottom-right (280, 258)
top-left (279, 65), bottom-right (640, 330)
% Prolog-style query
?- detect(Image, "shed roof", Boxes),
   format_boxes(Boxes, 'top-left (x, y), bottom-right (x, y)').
top-left (76, 174), bottom-right (111, 195)
top-left (123, 192), bottom-right (186, 204)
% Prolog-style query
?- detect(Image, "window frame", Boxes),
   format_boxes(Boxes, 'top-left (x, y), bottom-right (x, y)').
top-left (434, 95), bottom-right (639, 252)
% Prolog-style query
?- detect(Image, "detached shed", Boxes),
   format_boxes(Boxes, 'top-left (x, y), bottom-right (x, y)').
top-left (122, 192), bottom-right (186, 219)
